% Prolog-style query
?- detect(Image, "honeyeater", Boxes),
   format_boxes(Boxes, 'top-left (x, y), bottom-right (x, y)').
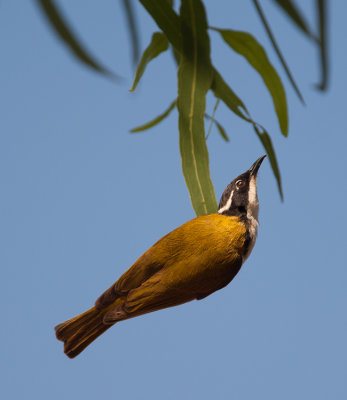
top-left (55, 155), bottom-right (266, 358)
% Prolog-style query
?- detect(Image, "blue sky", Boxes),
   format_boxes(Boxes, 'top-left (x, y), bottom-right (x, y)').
top-left (1, 1), bottom-right (346, 399)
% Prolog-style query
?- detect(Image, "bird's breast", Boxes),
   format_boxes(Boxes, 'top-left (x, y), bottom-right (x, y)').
top-left (190, 214), bottom-right (250, 263)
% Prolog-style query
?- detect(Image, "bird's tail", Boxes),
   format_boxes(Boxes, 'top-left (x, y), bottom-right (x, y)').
top-left (55, 306), bottom-right (114, 358)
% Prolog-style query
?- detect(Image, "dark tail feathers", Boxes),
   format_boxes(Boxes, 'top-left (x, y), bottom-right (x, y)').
top-left (55, 307), bottom-right (114, 358)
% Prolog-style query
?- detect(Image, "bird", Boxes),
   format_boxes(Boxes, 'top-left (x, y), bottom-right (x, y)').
top-left (55, 155), bottom-right (266, 358)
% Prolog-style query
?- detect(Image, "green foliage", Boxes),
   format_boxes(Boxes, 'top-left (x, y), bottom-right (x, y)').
top-left (130, 100), bottom-right (176, 133)
top-left (36, 0), bottom-right (120, 80)
top-left (130, 32), bottom-right (169, 92)
top-left (253, 125), bottom-right (283, 200)
top-left (252, 0), bottom-right (305, 104)
top-left (121, 0), bottom-right (140, 65)
top-left (211, 70), bottom-right (252, 123)
top-left (212, 28), bottom-right (288, 137)
top-left (35, 0), bottom-right (329, 215)
top-left (316, 0), bottom-right (328, 90)
top-left (205, 100), bottom-right (230, 143)
top-left (205, 115), bottom-right (229, 143)
top-left (177, 0), bottom-right (217, 215)
top-left (271, 0), bottom-right (316, 39)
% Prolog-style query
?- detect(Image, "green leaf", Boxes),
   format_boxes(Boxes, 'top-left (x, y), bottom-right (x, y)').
top-left (36, 0), bottom-right (119, 80)
top-left (212, 28), bottom-right (288, 137)
top-left (130, 100), bottom-right (176, 132)
top-left (139, 0), bottom-right (283, 200)
top-left (177, 0), bottom-right (217, 216)
top-left (139, 0), bottom-right (182, 52)
top-left (272, 0), bottom-right (315, 39)
top-left (211, 70), bottom-right (283, 196)
top-left (253, 125), bottom-right (283, 200)
top-left (205, 114), bottom-right (229, 142)
top-left (130, 32), bottom-right (169, 92)
top-left (207, 68), bottom-right (285, 199)
top-left (121, 0), bottom-right (140, 65)
top-left (211, 69), bottom-right (252, 122)
top-left (252, 0), bottom-right (305, 105)
top-left (214, 121), bottom-right (229, 142)
top-left (205, 99), bottom-right (219, 140)
top-left (315, 0), bottom-right (328, 91)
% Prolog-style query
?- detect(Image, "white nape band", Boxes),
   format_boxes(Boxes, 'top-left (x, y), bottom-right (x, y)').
top-left (218, 190), bottom-right (233, 214)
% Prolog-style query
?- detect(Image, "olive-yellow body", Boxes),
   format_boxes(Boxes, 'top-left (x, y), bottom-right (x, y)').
top-left (108, 214), bottom-right (247, 316)
top-left (55, 155), bottom-right (266, 358)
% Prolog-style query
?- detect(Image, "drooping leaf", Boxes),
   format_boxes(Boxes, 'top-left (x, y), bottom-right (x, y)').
top-left (271, 0), bottom-right (315, 39)
top-left (211, 70), bottom-right (282, 197)
top-left (253, 0), bottom-right (305, 104)
top-left (211, 69), bottom-right (252, 122)
top-left (177, 0), bottom-right (217, 216)
top-left (121, 0), bottom-right (140, 65)
top-left (205, 114), bottom-right (229, 142)
top-left (205, 99), bottom-right (229, 142)
top-left (205, 99), bottom-right (219, 140)
top-left (214, 121), bottom-right (229, 142)
top-left (315, 0), bottom-right (328, 90)
top-left (139, 0), bottom-right (182, 52)
top-left (130, 100), bottom-right (176, 132)
top-left (36, 0), bottom-right (119, 80)
top-left (213, 28), bottom-right (288, 137)
top-left (253, 124), bottom-right (283, 200)
top-left (130, 32), bottom-right (169, 92)
top-left (139, 0), bottom-right (283, 201)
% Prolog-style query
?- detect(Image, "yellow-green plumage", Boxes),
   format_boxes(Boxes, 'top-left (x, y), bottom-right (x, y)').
top-left (56, 215), bottom-right (247, 358)
top-left (112, 214), bottom-right (247, 314)
top-left (55, 155), bottom-right (266, 358)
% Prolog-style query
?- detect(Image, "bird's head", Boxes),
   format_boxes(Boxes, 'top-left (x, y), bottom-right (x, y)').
top-left (218, 155), bottom-right (266, 220)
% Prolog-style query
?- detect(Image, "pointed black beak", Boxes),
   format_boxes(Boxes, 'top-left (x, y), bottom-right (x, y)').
top-left (249, 154), bottom-right (266, 176)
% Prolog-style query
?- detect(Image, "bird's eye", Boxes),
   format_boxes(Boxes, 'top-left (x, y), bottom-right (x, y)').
top-left (236, 180), bottom-right (245, 189)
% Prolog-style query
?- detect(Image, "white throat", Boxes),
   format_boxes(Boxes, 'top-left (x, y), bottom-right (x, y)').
top-left (247, 176), bottom-right (259, 221)
top-left (244, 176), bottom-right (259, 261)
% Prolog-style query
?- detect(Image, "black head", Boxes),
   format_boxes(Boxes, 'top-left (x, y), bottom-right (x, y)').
top-left (218, 155), bottom-right (266, 218)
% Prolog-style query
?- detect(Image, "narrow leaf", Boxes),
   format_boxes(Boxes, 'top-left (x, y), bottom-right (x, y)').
top-left (177, 0), bottom-right (217, 216)
top-left (253, 0), bottom-right (305, 104)
top-left (211, 69), bottom-right (252, 122)
top-left (130, 32), bottom-right (169, 92)
top-left (213, 28), bottom-right (289, 137)
top-left (214, 121), bottom-right (229, 142)
top-left (139, 0), bottom-right (182, 52)
top-left (130, 100), bottom-right (176, 132)
top-left (253, 125), bottom-right (283, 200)
top-left (139, 0), bottom-right (283, 199)
top-left (272, 0), bottom-right (315, 39)
top-left (121, 0), bottom-right (140, 65)
top-left (205, 99), bottom-right (220, 140)
top-left (211, 69), bottom-right (283, 198)
top-left (205, 114), bottom-right (229, 142)
top-left (315, 0), bottom-right (328, 90)
top-left (36, 0), bottom-right (119, 80)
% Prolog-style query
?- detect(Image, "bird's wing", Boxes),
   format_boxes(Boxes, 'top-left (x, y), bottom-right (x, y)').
top-left (95, 214), bottom-right (246, 310)
top-left (94, 231), bottom-right (176, 309)
top-left (104, 245), bottom-right (243, 322)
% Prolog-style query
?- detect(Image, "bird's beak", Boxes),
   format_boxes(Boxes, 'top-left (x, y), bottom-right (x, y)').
top-left (249, 154), bottom-right (266, 176)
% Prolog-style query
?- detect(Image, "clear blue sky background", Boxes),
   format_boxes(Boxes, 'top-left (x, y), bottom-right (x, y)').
top-left (1, 1), bottom-right (346, 399)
